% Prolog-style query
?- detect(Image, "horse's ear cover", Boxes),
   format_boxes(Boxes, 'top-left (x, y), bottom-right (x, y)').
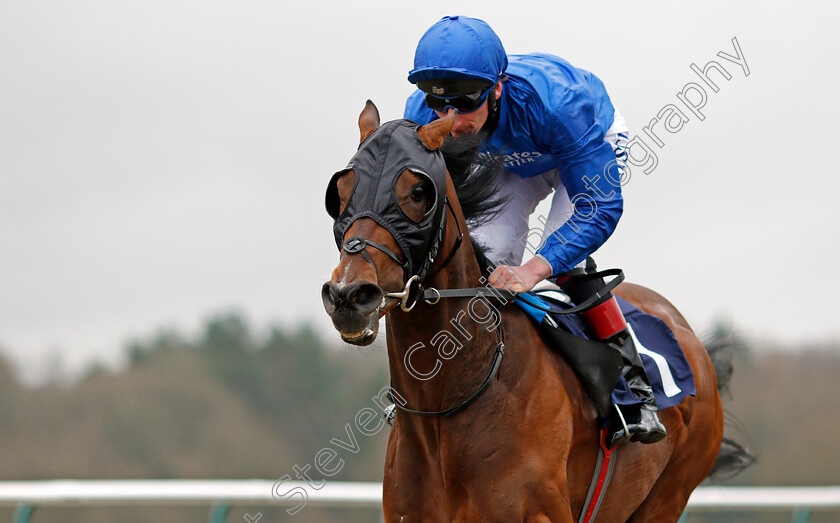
top-left (325, 120), bottom-right (448, 277)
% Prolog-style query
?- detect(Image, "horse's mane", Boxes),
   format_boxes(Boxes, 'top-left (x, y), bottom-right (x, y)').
top-left (440, 134), bottom-right (507, 274)
top-left (440, 134), bottom-right (506, 226)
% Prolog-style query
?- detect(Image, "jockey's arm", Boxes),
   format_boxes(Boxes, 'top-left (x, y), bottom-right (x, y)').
top-left (489, 101), bottom-right (624, 292)
top-left (537, 132), bottom-right (624, 276)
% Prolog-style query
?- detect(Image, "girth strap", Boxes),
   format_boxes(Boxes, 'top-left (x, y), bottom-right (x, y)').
top-left (579, 429), bottom-right (619, 523)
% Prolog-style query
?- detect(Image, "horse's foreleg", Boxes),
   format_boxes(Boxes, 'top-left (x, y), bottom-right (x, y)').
top-left (526, 478), bottom-right (576, 523)
top-left (625, 473), bottom-right (694, 523)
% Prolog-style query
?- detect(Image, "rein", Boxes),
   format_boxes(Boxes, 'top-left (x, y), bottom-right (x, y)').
top-left (337, 169), bottom-right (623, 420)
top-left (390, 327), bottom-right (505, 418)
top-left (384, 269), bottom-right (623, 418)
top-left (382, 200), bottom-right (507, 419)
top-left (387, 268), bottom-right (625, 315)
top-left (376, 203), bottom-right (625, 419)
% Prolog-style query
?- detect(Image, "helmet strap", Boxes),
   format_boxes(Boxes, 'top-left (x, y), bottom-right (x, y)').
top-left (480, 87), bottom-right (501, 137)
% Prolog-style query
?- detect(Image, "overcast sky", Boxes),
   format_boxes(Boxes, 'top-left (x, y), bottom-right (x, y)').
top-left (2, 0), bottom-right (839, 381)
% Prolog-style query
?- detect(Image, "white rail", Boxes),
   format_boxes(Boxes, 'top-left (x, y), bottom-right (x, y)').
top-left (0, 481), bottom-right (838, 513)
top-left (0, 480), bottom-right (380, 507)
top-left (687, 486), bottom-right (840, 510)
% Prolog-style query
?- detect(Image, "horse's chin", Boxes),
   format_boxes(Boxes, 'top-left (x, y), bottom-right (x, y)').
top-left (339, 311), bottom-right (380, 346)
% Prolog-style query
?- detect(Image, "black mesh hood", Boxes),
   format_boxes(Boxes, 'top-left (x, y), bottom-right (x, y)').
top-left (325, 119), bottom-right (448, 278)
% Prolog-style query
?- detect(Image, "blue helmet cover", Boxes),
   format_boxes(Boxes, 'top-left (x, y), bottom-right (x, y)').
top-left (408, 16), bottom-right (507, 85)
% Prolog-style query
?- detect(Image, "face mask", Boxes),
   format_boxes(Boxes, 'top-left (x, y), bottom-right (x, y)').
top-left (325, 120), bottom-right (448, 280)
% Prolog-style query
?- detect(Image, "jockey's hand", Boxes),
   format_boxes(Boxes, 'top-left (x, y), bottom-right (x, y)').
top-left (487, 257), bottom-right (553, 293)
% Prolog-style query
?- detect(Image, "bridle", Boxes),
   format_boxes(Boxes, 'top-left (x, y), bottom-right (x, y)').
top-left (339, 196), bottom-right (459, 312)
top-left (329, 120), bottom-right (624, 419)
top-left (341, 194), bottom-right (625, 421)
top-left (336, 185), bottom-right (507, 418)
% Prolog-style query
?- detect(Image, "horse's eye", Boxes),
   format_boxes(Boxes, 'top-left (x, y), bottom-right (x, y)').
top-left (410, 185), bottom-right (426, 202)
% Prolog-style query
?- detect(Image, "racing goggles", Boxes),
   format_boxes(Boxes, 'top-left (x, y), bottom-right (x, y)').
top-left (424, 85), bottom-right (493, 114)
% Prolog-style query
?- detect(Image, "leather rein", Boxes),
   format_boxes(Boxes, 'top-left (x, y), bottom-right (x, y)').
top-left (344, 199), bottom-right (624, 419)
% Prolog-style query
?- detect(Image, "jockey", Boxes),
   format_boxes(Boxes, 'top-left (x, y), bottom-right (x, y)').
top-left (404, 15), bottom-right (666, 448)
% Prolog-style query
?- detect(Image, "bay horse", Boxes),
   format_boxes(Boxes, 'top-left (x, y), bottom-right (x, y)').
top-left (322, 101), bottom-right (744, 522)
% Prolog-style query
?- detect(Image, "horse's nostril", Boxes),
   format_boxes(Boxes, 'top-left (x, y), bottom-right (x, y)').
top-left (321, 282), bottom-right (341, 314)
top-left (323, 281), bottom-right (382, 315)
top-left (348, 282), bottom-right (383, 311)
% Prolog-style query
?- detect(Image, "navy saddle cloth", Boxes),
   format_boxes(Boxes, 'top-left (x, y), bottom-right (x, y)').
top-left (515, 290), bottom-right (695, 410)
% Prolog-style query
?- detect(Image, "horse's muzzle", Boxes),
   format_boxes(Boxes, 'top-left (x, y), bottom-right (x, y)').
top-left (321, 281), bottom-right (384, 345)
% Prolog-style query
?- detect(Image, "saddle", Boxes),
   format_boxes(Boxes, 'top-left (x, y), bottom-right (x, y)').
top-left (514, 287), bottom-right (695, 420)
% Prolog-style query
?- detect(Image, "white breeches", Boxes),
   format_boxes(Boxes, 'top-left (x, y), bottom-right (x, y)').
top-left (471, 109), bottom-right (630, 269)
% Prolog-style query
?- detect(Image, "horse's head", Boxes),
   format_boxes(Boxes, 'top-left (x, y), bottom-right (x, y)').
top-left (322, 101), bottom-right (456, 346)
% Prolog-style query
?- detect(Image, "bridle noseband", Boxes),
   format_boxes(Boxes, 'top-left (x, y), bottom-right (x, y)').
top-left (340, 197), bottom-right (464, 313)
top-left (341, 236), bottom-right (409, 279)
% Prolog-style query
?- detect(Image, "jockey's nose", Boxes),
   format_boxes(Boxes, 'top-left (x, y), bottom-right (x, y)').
top-left (321, 281), bottom-right (383, 316)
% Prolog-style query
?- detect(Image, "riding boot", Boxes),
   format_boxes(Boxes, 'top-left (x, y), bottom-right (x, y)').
top-left (606, 329), bottom-right (667, 448)
top-left (558, 258), bottom-right (667, 448)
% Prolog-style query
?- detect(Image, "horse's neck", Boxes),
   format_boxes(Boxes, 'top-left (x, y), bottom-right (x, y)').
top-left (385, 231), bottom-right (500, 413)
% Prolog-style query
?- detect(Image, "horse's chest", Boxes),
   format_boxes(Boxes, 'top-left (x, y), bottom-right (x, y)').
top-left (385, 429), bottom-right (558, 521)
